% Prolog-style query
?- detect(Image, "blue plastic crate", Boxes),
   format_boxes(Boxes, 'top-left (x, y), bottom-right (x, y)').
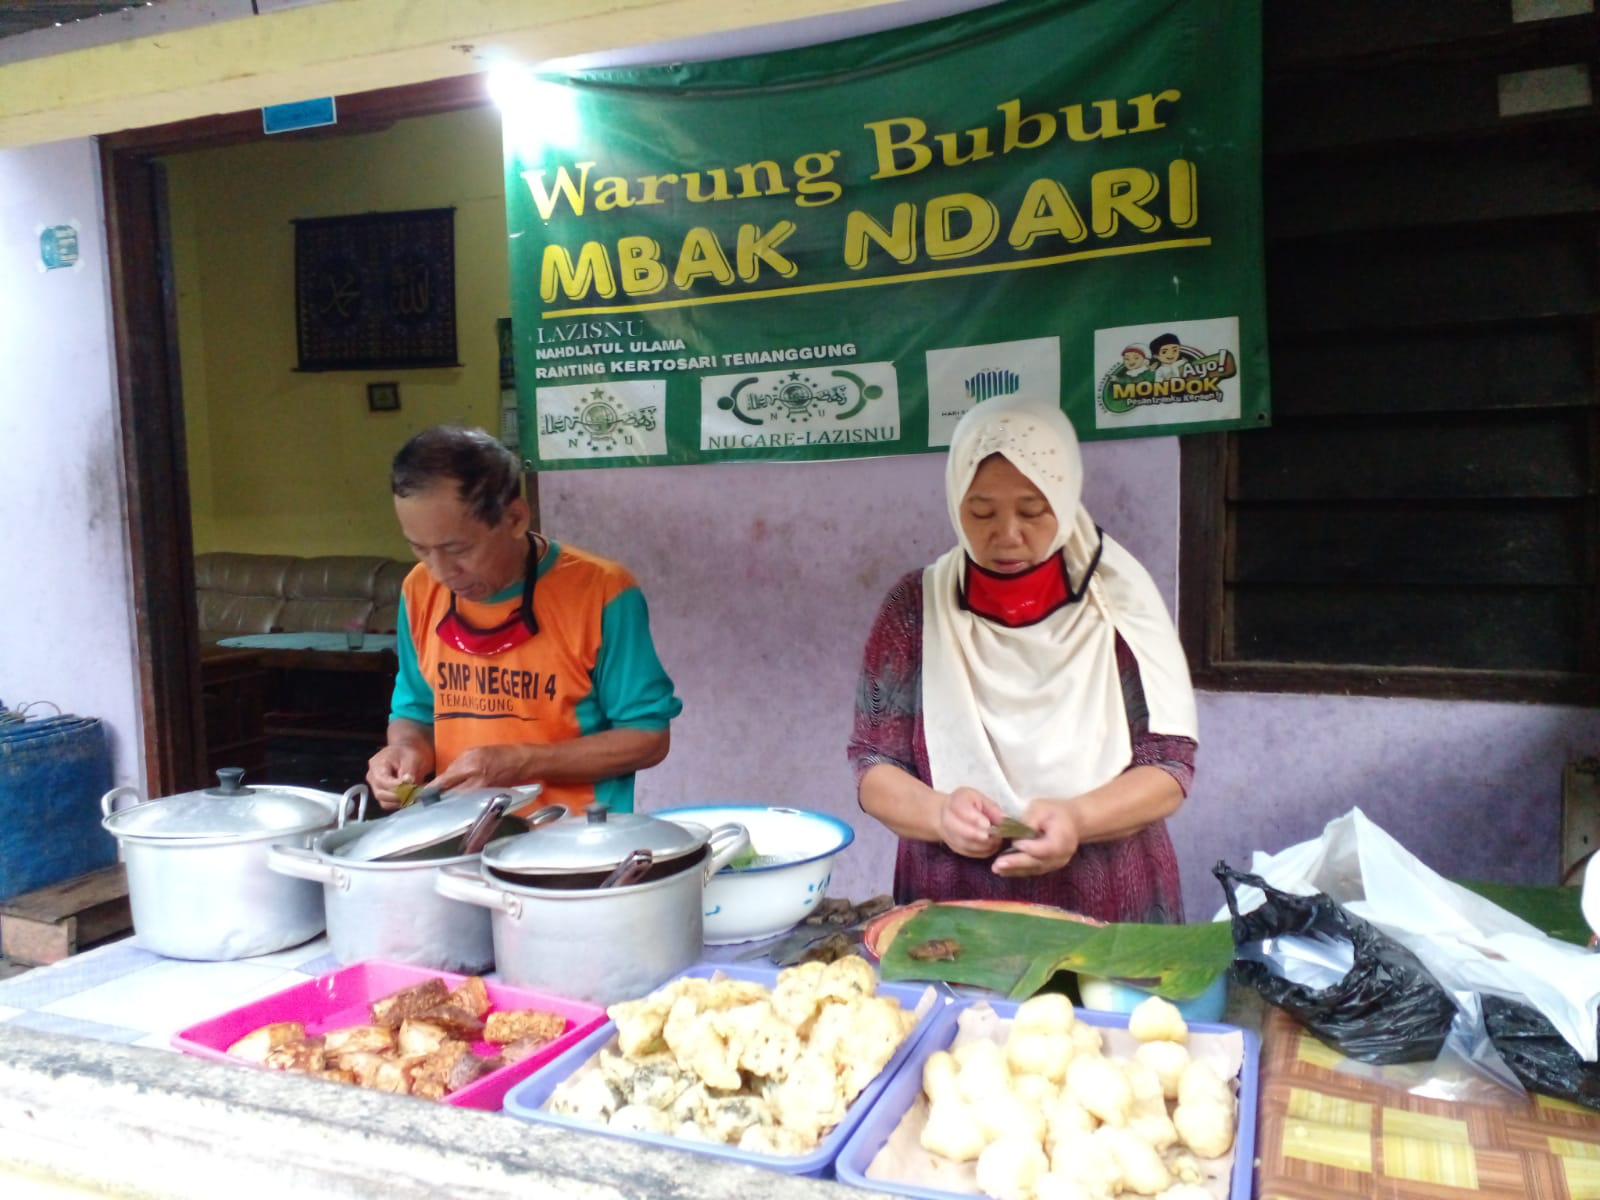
top-left (501, 959), bottom-right (948, 1177)
top-left (834, 996), bottom-right (1260, 1200)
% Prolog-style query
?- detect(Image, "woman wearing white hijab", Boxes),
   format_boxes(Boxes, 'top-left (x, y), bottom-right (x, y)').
top-left (847, 394), bottom-right (1198, 921)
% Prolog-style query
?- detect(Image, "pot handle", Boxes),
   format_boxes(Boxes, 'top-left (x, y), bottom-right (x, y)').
top-left (267, 843), bottom-right (347, 891)
top-left (702, 822), bottom-right (751, 883)
top-left (100, 785), bottom-right (145, 819)
top-left (435, 863), bottom-right (522, 918)
top-left (337, 784), bottom-right (370, 829)
top-left (523, 804), bottom-right (567, 830)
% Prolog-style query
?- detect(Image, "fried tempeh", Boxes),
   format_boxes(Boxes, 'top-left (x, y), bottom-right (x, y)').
top-left (447, 976), bottom-right (491, 1019)
top-left (370, 978), bottom-right (451, 1027)
top-left (484, 1008), bottom-right (565, 1045)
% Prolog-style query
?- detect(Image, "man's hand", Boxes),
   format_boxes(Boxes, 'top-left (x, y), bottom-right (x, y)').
top-left (427, 744), bottom-right (540, 794)
top-left (938, 786), bottom-right (1006, 858)
top-left (992, 797), bottom-right (1083, 877)
top-left (367, 742), bottom-right (434, 810)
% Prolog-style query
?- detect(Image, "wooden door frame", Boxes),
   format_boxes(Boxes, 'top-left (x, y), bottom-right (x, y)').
top-left (100, 74), bottom-right (488, 795)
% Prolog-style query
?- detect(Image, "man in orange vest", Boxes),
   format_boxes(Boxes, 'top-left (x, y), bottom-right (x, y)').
top-left (366, 425), bottom-right (681, 814)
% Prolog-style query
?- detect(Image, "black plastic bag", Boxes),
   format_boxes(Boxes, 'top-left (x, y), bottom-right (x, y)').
top-left (1483, 994), bottom-right (1600, 1110)
top-left (1216, 862), bottom-right (1458, 1065)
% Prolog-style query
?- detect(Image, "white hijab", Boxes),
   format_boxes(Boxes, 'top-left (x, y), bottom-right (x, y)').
top-left (922, 395), bottom-right (1198, 817)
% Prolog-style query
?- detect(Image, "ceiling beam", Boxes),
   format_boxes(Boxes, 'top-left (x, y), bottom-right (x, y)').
top-left (0, 0), bottom-right (886, 149)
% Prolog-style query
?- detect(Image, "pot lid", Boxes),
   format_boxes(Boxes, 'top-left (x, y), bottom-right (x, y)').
top-left (482, 804), bottom-right (706, 876)
top-left (333, 784), bottom-right (545, 862)
top-left (102, 769), bottom-right (335, 841)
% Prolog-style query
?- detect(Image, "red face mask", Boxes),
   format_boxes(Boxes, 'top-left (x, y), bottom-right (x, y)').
top-left (961, 528), bottom-right (1103, 628)
top-left (434, 534), bottom-right (540, 655)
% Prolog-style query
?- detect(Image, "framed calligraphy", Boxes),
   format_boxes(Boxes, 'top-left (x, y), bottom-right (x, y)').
top-left (293, 207), bottom-right (459, 371)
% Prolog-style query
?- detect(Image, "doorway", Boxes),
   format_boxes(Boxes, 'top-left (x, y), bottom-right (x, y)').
top-left (101, 75), bottom-right (490, 796)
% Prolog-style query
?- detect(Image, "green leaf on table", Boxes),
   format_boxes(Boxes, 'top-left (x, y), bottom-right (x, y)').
top-left (877, 904), bottom-right (1234, 1000)
top-left (1454, 879), bottom-right (1591, 947)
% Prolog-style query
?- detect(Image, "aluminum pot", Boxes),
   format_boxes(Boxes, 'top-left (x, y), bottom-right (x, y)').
top-left (434, 813), bottom-right (747, 1005)
top-left (265, 793), bottom-right (556, 973)
top-left (100, 768), bottom-right (350, 961)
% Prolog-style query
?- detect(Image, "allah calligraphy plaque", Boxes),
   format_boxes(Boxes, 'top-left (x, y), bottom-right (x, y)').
top-left (293, 207), bottom-right (459, 371)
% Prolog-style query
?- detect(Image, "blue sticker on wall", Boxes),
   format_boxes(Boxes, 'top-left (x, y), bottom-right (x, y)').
top-left (262, 97), bottom-right (337, 135)
top-left (39, 224), bottom-right (80, 271)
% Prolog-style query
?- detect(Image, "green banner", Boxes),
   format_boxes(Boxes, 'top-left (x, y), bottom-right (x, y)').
top-left (502, 0), bottom-right (1266, 470)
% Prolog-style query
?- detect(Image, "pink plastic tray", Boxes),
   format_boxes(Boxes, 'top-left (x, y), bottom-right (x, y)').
top-left (172, 959), bottom-right (607, 1110)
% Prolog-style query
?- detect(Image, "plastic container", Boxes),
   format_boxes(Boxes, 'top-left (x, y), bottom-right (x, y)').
top-left (0, 712), bottom-right (115, 902)
top-left (501, 960), bottom-right (946, 1176)
top-left (1078, 971), bottom-right (1230, 1023)
top-left (172, 959), bottom-right (607, 1109)
top-left (834, 997), bottom-right (1260, 1200)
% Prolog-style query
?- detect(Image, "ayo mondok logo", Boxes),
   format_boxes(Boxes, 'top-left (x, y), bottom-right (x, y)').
top-left (540, 386), bottom-right (658, 451)
top-left (715, 367), bottom-right (883, 426)
top-left (1097, 330), bottom-right (1238, 414)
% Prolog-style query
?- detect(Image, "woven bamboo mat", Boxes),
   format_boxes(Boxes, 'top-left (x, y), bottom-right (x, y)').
top-left (1257, 1007), bottom-right (1600, 1199)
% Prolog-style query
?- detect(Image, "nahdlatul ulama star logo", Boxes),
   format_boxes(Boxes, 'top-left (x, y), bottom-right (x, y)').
top-left (536, 380), bottom-right (667, 461)
top-left (699, 362), bottom-right (900, 450)
top-left (1093, 317), bottom-right (1241, 429)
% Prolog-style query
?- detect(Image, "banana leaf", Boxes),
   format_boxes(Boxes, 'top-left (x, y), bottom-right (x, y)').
top-left (1454, 879), bottom-right (1590, 947)
top-left (877, 903), bottom-right (1234, 1000)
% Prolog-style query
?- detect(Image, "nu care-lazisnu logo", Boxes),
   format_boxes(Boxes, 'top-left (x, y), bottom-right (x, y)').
top-left (699, 360), bottom-right (901, 451)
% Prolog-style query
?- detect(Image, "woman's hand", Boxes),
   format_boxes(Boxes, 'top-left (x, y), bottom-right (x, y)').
top-left (992, 798), bottom-right (1084, 877)
top-left (939, 786), bottom-right (1006, 858)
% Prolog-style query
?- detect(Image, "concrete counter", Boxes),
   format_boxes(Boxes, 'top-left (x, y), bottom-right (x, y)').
top-left (0, 1022), bottom-right (893, 1198)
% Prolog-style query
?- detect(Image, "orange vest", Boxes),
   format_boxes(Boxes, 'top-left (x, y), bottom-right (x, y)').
top-left (402, 543), bottom-right (637, 814)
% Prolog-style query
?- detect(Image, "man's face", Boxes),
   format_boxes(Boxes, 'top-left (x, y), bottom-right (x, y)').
top-left (1156, 343), bottom-right (1183, 364)
top-left (395, 484), bottom-right (528, 601)
top-left (1122, 350), bottom-right (1148, 371)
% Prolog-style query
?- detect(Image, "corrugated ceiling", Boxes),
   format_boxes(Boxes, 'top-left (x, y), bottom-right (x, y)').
top-left (0, 2), bottom-right (160, 42)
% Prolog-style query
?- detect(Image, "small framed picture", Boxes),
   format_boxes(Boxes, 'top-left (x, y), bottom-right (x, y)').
top-left (367, 381), bottom-right (401, 412)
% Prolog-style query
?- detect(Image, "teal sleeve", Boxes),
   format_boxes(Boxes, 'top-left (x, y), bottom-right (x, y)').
top-left (593, 586), bottom-right (683, 730)
top-left (388, 594), bottom-right (435, 727)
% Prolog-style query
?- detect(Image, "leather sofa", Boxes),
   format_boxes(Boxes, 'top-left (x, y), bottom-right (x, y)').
top-left (195, 552), bottom-right (413, 644)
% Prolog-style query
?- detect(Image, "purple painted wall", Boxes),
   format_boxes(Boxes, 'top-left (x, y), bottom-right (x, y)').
top-left (544, 437), bottom-right (1600, 917)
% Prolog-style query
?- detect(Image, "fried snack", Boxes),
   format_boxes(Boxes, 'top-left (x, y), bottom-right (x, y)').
top-left (410, 1040), bottom-right (472, 1100)
top-left (264, 1038), bottom-right (326, 1073)
top-left (485, 1008), bottom-right (566, 1045)
top-left (322, 1024), bottom-right (394, 1057)
top-left (227, 1021), bottom-right (306, 1063)
top-left (397, 1019), bottom-right (453, 1057)
top-left (497, 1036), bottom-right (549, 1066)
top-left (221, 976), bottom-right (549, 1102)
top-left (448, 976), bottom-right (491, 1019)
top-left (411, 1003), bottom-right (485, 1042)
top-left (370, 978), bottom-right (450, 1027)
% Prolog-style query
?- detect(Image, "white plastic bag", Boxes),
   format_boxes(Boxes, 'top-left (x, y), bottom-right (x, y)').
top-left (1216, 807), bottom-right (1600, 1061)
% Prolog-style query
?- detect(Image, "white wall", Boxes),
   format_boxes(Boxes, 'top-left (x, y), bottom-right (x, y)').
top-left (546, 439), bottom-right (1600, 917)
top-left (0, 137), bottom-right (143, 789)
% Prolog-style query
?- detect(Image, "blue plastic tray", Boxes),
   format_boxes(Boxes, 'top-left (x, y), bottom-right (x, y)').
top-left (834, 997), bottom-right (1260, 1200)
top-left (500, 960), bottom-right (947, 1177)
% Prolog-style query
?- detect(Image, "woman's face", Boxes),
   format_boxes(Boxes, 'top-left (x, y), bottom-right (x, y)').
top-left (959, 453), bottom-right (1059, 574)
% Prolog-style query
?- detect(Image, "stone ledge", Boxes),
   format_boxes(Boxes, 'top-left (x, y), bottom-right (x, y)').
top-left (0, 1025), bottom-right (888, 1199)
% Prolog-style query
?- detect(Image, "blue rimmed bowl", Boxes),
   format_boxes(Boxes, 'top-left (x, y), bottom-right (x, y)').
top-left (652, 804), bottom-right (855, 944)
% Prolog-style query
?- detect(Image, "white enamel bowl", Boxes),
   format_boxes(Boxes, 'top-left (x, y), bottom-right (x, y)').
top-left (653, 805), bottom-right (855, 945)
